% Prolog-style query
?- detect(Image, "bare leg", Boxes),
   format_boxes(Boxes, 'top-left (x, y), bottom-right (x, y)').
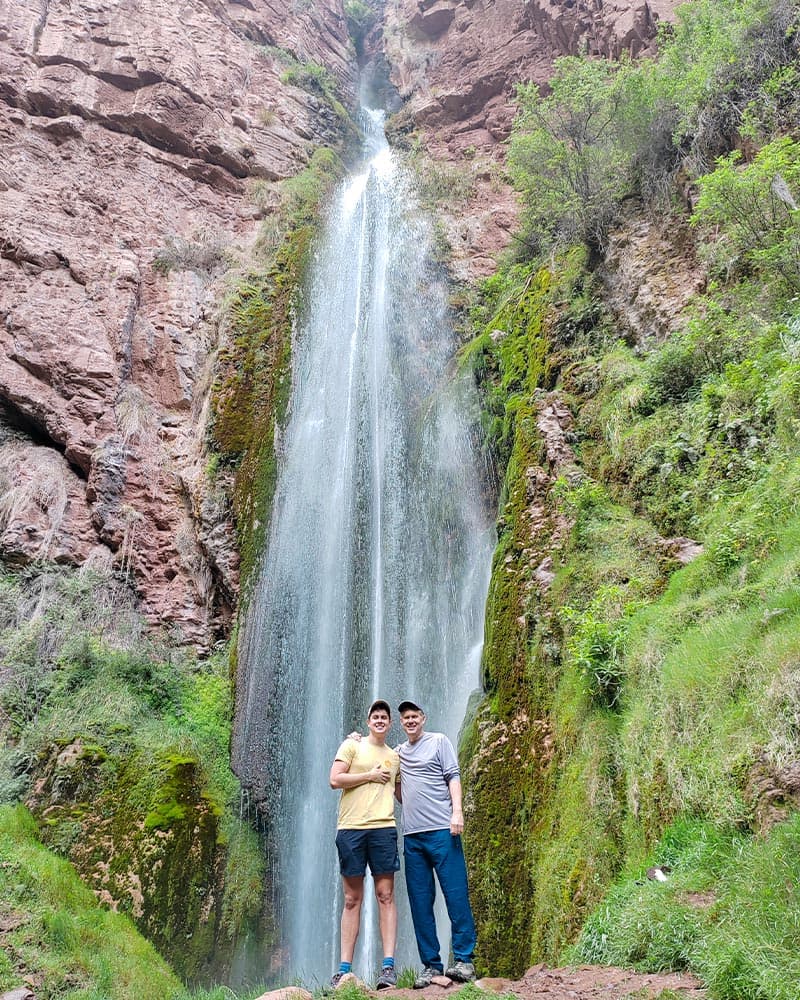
top-left (340, 876), bottom-right (364, 962)
top-left (373, 873), bottom-right (397, 959)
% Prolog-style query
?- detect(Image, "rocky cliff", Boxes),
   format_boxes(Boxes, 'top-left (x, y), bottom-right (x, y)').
top-left (380, 0), bottom-right (681, 276)
top-left (0, 0), bottom-right (687, 644)
top-left (0, 0), bottom-right (355, 647)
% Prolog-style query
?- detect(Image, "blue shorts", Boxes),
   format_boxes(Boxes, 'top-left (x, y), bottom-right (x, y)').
top-left (335, 827), bottom-right (400, 878)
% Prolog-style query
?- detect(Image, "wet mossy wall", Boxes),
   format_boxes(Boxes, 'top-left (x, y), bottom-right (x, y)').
top-left (31, 742), bottom-right (223, 980)
top-left (461, 264), bottom-right (557, 974)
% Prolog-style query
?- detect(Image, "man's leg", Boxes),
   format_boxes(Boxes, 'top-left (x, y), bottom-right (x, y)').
top-left (336, 828), bottom-right (368, 968)
top-left (430, 830), bottom-right (476, 962)
top-left (373, 874), bottom-right (397, 960)
top-left (340, 875), bottom-right (365, 962)
top-left (404, 832), bottom-right (443, 970)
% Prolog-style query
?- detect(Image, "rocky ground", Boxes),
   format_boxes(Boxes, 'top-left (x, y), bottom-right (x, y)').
top-left (254, 965), bottom-right (706, 1000)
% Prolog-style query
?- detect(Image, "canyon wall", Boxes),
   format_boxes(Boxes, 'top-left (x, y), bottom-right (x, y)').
top-left (380, 0), bottom-right (681, 276)
top-left (0, 0), bottom-right (684, 642)
top-left (0, 0), bottom-right (355, 647)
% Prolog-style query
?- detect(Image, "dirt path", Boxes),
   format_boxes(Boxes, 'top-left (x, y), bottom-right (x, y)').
top-left (0, 960), bottom-right (707, 1000)
top-left (334, 964), bottom-right (706, 1000)
top-left (466, 964), bottom-right (704, 998)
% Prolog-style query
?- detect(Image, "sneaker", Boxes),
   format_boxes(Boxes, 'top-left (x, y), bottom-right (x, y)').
top-left (376, 967), bottom-right (397, 990)
top-left (330, 972), bottom-right (346, 988)
top-left (445, 961), bottom-right (476, 983)
top-left (413, 966), bottom-right (440, 989)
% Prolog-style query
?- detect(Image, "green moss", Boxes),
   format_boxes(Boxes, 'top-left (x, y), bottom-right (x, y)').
top-left (461, 262), bottom-right (564, 974)
top-left (212, 149), bottom-right (345, 595)
top-left (463, 196), bottom-right (800, 985)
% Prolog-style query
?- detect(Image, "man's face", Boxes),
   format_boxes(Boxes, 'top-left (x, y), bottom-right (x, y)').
top-left (367, 709), bottom-right (391, 738)
top-left (400, 709), bottom-right (425, 740)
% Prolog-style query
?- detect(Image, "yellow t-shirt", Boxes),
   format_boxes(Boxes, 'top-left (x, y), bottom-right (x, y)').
top-left (335, 738), bottom-right (400, 830)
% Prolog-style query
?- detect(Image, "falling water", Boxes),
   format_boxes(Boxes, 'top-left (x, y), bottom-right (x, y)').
top-left (232, 109), bottom-right (494, 985)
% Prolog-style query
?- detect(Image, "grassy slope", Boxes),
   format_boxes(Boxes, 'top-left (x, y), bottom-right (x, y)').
top-left (460, 2), bottom-right (800, 994)
top-left (0, 804), bottom-right (183, 999)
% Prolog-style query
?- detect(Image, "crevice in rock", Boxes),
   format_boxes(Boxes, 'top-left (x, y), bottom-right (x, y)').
top-left (35, 52), bottom-right (204, 105)
top-left (0, 237), bottom-right (87, 286)
top-left (195, 0), bottom-right (277, 47)
top-left (31, 0), bottom-right (50, 56)
top-left (0, 398), bottom-right (88, 481)
top-left (119, 283), bottom-right (141, 383)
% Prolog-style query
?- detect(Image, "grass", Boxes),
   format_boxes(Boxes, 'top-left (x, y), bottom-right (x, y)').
top-left (0, 565), bottom-right (264, 981)
top-left (0, 802), bottom-right (273, 999)
top-left (570, 814), bottom-right (800, 999)
top-left (0, 805), bottom-right (183, 999)
top-left (462, 49), bottom-right (800, 980)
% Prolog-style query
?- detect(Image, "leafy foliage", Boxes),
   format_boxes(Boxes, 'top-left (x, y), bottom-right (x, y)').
top-left (509, 58), bottom-right (635, 249)
top-left (692, 137), bottom-right (800, 291)
top-left (507, 0), bottom-right (799, 252)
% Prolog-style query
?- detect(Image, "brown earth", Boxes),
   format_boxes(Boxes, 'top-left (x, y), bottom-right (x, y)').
top-left (310, 965), bottom-right (706, 1000)
top-left (418, 966), bottom-right (706, 998)
top-left (0, 0), bottom-right (355, 647)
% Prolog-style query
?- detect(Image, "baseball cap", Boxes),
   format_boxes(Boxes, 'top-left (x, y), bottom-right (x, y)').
top-left (368, 699), bottom-right (392, 716)
top-left (398, 700), bottom-right (424, 714)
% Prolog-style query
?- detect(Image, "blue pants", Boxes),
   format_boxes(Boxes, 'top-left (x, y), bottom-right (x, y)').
top-left (403, 828), bottom-right (476, 969)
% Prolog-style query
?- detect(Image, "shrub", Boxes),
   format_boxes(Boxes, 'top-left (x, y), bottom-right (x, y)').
top-left (345, 0), bottom-right (378, 57)
top-left (692, 137), bottom-right (800, 294)
top-left (152, 230), bottom-right (226, 276)
top-left (562, 587), bottom-right (640, 709)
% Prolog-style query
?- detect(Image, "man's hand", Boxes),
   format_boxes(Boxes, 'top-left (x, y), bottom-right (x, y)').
top-left (450, 808), bottom-right (464, 836)
top-left (370, 763), bottom-right (390, 784)
top-left (347, 731), bottom-right (363, 741)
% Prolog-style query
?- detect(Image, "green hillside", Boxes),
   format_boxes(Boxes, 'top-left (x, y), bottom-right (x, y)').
top-left (461, 1), bottom-right (800, 996)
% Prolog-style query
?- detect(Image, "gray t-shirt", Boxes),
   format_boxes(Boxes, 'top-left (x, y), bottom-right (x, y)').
top-left (396, 731), bottom-right (460, 835)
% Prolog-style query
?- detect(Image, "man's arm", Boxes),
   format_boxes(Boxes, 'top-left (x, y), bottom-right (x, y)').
top-left (394, 777), bottom-right (402, 803)
top-left (448, 776), bottom-right (464, 835)
top-left (329, 758), bottom-right (390, 789)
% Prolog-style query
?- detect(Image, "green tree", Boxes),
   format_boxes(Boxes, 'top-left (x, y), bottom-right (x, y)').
top-left (508, 57), bottom-right (634, 250)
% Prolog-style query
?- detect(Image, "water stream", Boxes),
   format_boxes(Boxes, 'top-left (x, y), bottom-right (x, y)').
top-left (232, 109), bottom-right (494, 985)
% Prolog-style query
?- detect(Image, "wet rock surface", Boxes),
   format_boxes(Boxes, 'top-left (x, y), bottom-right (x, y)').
top-left (0, 0), bottom-right (355, 645)
top-left (598, 203), bottom-right (707, 346)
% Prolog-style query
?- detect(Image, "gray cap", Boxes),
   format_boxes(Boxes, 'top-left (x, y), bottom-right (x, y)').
top-left (398, 700), bottom-right (424, 714)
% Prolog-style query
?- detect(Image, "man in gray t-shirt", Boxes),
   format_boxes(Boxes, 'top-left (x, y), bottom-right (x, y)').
top-left (396, 700), bottom-right (477, 988)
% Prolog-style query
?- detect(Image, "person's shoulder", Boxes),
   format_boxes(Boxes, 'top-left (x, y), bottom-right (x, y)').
top-left (334, 737), bottom-right (358, 760)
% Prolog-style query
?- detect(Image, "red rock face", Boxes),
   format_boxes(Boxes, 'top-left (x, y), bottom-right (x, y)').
top-left (0, 0), bottom-right (355, 647)
top-left (381, 0), bottom-right (682, 277)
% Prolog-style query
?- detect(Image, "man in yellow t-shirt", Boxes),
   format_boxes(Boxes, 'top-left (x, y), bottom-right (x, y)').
top-left (329, 699), bottom-right (401, 989)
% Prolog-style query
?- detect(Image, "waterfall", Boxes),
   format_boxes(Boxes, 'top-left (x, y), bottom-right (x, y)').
top-left (231, 109), bottom-right (494, 986)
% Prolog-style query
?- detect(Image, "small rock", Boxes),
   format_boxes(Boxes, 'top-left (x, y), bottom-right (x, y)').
top-left (252, 988), bottom-right (313, 1000)
top-left (1, 988), bottom-right (36, 1000)
top-left (476, 978), bottom-right (514, 992)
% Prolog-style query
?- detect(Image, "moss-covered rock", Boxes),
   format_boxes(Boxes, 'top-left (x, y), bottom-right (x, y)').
top-left (29, 736), bottom-right (223, 979)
